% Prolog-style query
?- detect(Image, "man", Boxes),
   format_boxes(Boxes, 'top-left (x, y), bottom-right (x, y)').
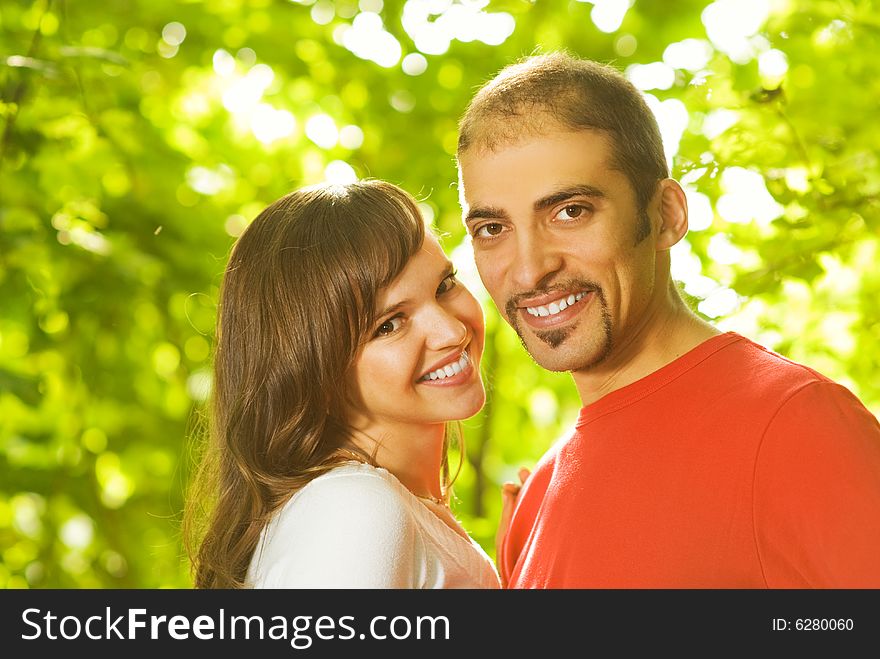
top-left (456, 52), bottom-right (880, 588)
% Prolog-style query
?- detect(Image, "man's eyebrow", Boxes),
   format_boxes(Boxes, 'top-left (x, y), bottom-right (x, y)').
top-left (534, 185), bottom-right (606, 213)
top-left (464, 185), bottom-right (606, 225)
top-left (464, 206), bottom-right (509, 225)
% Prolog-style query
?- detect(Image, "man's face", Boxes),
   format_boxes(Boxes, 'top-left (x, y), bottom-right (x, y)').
top-left (457, 128), bottom-right (659, 373)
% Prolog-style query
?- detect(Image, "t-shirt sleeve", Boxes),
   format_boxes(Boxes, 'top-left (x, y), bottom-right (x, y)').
top-left (754, 380), bottom-right (880, 587)
top-left (252, 473), bottom-right (421, 588)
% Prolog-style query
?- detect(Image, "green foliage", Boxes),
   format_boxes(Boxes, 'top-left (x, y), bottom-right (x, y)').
top-left (1, 0), bottom-right (877, 587)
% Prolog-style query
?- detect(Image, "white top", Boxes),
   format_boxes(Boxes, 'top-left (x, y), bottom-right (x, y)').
top-left (246, 462), bottom-right (501, 589)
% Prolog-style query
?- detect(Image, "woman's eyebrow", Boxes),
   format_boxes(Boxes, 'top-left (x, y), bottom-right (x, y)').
top-left (375, 261), bottom-right (455, 318)
top-left (375, 300), bottom-right (406, 321)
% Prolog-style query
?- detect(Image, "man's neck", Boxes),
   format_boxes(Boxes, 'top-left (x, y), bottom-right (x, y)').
top-left (572, 285), bottom-right (720, 406)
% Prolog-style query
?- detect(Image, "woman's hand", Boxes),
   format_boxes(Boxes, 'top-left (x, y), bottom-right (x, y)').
top-left (496, 467), bottom-right (530, 586)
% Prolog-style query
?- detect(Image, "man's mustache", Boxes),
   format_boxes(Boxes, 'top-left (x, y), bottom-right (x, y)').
top-left (504, 279), bottom-right (604, 320)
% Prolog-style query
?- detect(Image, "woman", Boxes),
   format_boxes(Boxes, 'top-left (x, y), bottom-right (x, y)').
top-left (185, 179), bottom-right (501, 588)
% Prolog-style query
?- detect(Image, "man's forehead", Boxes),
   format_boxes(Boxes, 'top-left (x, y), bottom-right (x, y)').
top-left (457, 126), bottom-right (615, 191)
top-left (458, 123), bottom-right (613, 172)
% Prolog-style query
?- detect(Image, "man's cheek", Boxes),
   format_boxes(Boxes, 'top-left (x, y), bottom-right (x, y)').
top-left (474, 257), bottom-right (501, 290)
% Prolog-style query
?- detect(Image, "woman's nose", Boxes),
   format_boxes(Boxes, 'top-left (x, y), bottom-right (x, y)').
top-left (424, 305), bottom-right (468, 351)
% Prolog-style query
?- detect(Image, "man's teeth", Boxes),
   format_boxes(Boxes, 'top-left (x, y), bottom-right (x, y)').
top-left (421, 351), bottom-right (469, 382)
top-left (526, 292), bottom-right (586, 317)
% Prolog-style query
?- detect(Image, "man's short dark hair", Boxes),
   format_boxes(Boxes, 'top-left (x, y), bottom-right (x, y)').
top-left (457, 51), bottom-right (668, 241)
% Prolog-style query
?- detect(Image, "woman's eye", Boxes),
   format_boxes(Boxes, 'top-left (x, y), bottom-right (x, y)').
top-left (474, 222), bottom-right (504, 238)
top-left (554, 205), bottom-right (588, 221)
top-left (437, 271), bottom-right (458, 296)
top-left (375, 316), bottom-right (402, 337)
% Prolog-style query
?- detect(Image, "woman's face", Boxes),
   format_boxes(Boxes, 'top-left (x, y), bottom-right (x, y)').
top-left (347, 233), bottom-right (486, 434)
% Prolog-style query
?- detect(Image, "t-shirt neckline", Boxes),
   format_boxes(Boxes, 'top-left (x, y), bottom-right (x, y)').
top-left (576, 331), bottom-right (744, 427)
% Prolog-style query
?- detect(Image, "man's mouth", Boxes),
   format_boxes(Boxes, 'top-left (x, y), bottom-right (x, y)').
top-left (524, 291), bottom-right (588, 318)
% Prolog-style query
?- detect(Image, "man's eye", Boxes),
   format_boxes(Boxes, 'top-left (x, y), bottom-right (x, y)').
top-left (437, 271), bottom-right (458, 296)
top-left (554, 205), bottom-right (588, 221)
top-left (375, 316), bottom-right (402, 337)
top-left (474, 222), bottom-right (504, 238)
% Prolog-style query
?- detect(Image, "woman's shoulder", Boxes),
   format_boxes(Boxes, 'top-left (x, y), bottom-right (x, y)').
top-left (270, 462), bottom-right (415, 532)
top-left (296, 461), bottom-right (408, 502)
top-left (249, 463), bottom-right (423, 588)
top-left (309, 460), bottom-right (400, 486)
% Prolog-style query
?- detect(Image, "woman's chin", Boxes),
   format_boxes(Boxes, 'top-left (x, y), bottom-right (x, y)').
top-left (448, 386), bottom-right (486, 421)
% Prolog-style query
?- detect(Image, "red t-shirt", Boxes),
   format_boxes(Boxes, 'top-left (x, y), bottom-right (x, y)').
top-left (502, 332), bottom-right (880, 588)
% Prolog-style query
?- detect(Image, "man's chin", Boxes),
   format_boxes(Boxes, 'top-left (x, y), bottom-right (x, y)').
top-left (519, 334), bottom-right (612, 373)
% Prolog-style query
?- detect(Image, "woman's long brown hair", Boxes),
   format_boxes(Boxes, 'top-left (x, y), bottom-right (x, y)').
top-left (184, 180), bottom-right (431, 588)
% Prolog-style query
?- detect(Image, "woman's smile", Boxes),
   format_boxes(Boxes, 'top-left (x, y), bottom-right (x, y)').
top-left (417, 347), bottom-right (474, 385)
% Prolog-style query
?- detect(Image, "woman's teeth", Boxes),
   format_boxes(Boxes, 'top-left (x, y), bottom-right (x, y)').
top-left (421, 351), bottom-right (469, 382)
top-left (526, 291), bottom-right (586, 317)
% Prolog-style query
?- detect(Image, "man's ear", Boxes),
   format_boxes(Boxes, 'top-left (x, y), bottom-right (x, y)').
top-left (654, 179), bottom-right (688, 251)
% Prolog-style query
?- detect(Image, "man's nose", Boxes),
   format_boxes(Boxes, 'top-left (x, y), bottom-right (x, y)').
top-left (510, 229), bottom-right (564, 292)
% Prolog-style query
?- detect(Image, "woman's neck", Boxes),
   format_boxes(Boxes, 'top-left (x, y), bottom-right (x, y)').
top-left (350, 420), bottom-right (447, 501)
